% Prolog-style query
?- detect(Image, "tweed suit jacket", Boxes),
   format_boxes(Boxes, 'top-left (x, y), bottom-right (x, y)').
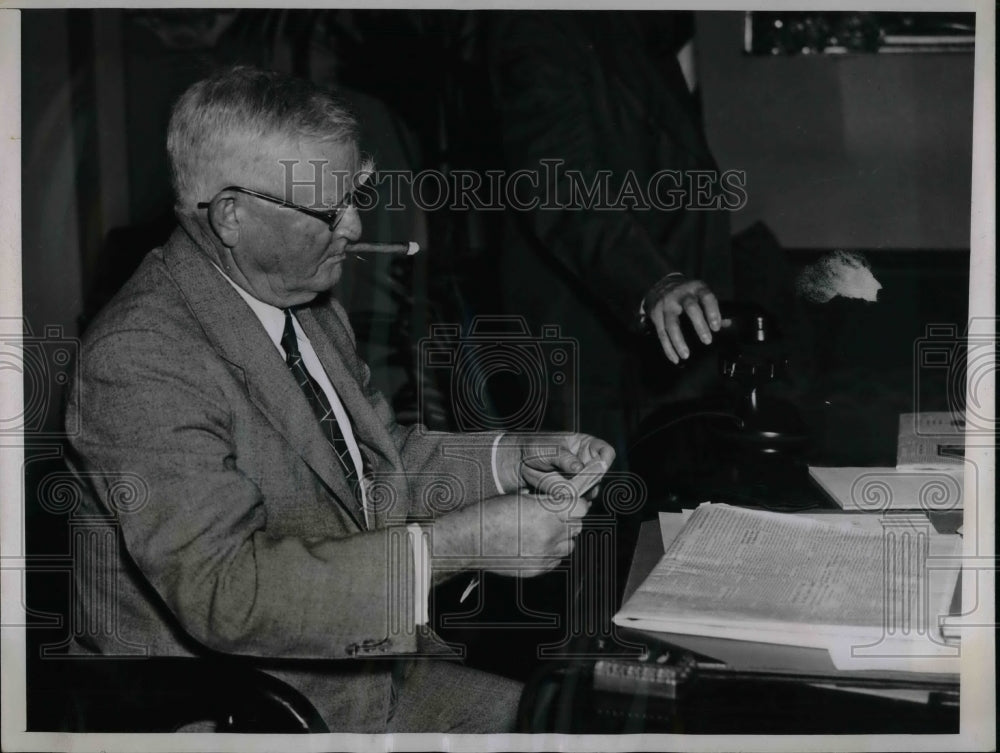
top-left (65, 224), bottom-right (501, 729)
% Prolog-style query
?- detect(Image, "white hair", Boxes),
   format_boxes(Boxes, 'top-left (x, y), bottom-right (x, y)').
top-left (167, 66), bottom-right (359, 212)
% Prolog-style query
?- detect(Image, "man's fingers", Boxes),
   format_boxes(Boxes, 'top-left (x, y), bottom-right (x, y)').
top-left (551, 448), bottom-right (584, 474)
top-left (519, 438), bottom-right (612, 497)
top-left (683, 295), bottom-right (713, 345)
top-left (560, 537), bottom-right (577, 559)
top-left (522, 442), bottom-right (582, 471)
top-left (648, 279), bottom-right (724, 363)
top-left (652, 308), bottom-right (680, 364)
top-left (562, 496), bottom-right (591, 520)
top-left (599, 444), bottom-right (616, 466)
top-left (546, 523), bottom-right (581, 560)
top-left (560, 434), bottom-right (615, 474)
top-left (583, 439), bottom-right (616, 468)
top-left (699, 289), bottom-right (722, 332)
top-left (530, 488), bottom-right (591, 521)
top-left (663, 311), bottom-right (689, 360)
top-left (529, 468), bottom-right (571, 496)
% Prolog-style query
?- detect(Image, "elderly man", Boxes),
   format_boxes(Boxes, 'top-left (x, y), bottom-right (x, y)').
top-left (66, 66), bottom-right (613, 733)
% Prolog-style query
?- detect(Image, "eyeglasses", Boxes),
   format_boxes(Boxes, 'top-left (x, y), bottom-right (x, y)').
top-left (197, 185), bottom-right (356, 231)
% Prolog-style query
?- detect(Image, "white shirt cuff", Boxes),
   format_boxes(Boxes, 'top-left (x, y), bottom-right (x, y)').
top-left (490, 432), bottom-right (506, 495)
top-left (406, 523), bottom-right (430, 625)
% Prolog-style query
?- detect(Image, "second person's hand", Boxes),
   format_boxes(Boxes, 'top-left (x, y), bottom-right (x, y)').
top-left (643, 273), bottom-right (723, 364)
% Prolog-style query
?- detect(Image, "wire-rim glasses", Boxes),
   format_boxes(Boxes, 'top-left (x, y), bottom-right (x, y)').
top-left (197, 185), bottom-right (355, 231)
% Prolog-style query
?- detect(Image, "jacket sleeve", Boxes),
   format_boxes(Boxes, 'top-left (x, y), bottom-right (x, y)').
top-left (68, 326), bottom-right (422, 660)
top-left (488, 13), bottom-right (708, 327)
top-left (327, 298), bottom-right (504, 518)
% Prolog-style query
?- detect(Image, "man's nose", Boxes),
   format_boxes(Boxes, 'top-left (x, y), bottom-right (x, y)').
top-left (335, 205), bottom-right (362, 241)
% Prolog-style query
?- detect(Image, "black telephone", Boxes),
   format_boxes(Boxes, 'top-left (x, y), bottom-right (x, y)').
top-left (645, 300), bottom-right (807, 455)
top-left (712, 301), bottom-right (806, 455)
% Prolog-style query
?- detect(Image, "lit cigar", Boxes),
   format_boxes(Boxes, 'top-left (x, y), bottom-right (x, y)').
top-left (344, 241), bottom-right (420, 256)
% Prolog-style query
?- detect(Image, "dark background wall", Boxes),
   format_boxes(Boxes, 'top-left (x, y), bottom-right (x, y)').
top-left (696, 12), bottom-right (974, 250)
top-left (22, 9), bottom-right (976, 360)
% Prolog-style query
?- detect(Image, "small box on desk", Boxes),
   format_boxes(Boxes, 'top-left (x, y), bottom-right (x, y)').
top-left (808, 410), bottom-right (967, 512)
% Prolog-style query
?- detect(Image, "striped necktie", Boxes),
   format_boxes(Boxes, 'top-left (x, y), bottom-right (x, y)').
top-left (280, 309), bottom-right (368, 527)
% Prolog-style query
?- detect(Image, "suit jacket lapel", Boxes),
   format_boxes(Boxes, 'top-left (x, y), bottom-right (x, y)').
top-left (161, 227), bottom-right (364, 530)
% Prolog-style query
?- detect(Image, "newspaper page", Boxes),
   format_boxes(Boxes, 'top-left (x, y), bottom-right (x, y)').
top-left (615, 503), bottom-right (961, 671)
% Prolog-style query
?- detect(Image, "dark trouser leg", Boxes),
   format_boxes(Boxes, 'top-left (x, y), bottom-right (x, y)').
top-left (386, 659), bottom-right (523, 733)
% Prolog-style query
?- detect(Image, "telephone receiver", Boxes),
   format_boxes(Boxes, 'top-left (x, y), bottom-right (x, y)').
top-left (715, 300), bottom-right (779, 346)
top-left (714, 301), bottom-right (806, 453)
top-left (646, 300), bottom-right (807, 453)
top-left (713, 300), bottom-right (788, 383)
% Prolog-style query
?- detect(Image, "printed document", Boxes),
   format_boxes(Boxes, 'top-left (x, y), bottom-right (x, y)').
top-left (614, 503), bottom-right (961, 673)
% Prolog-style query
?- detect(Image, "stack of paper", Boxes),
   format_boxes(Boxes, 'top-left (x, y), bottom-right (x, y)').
top-left (808, 411), bottom-right (966, 511)
top-left (808, 466), bottom-right (963, 511)
top-left (613, 503), bottom-right (962, 674)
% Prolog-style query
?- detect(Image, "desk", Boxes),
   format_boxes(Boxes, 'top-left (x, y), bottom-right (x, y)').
top-left (518, 656), bottom-right (959, 734)
top-left (509, 259), bottom-right (971, 731)
top-left (516, 516), bottom-right (960, 734)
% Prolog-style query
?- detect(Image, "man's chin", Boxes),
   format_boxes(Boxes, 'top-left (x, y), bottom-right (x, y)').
top-left (324, 265), bottom-right (344, 290)
top-left (309, 270), bottom-right (343, 300)
top-left (283, 280), bottom-right (339, 307)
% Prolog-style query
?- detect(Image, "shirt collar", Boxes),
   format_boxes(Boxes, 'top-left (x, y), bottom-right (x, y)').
top-left (210, 262), bottom-right (301, 350)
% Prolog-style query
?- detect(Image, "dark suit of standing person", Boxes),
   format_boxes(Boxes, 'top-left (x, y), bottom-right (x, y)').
top-left (64, 65), bottom-right (614, 733)
top-left (487, 11), bottom-right (735, 451)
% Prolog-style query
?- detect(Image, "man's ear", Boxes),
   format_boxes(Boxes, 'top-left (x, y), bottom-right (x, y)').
top-left (206, 192), bottom-right (242, 248)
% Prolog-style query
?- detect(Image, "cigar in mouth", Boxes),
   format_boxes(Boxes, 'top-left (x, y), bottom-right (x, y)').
top-left (344, 241), bottom-right (420, 256)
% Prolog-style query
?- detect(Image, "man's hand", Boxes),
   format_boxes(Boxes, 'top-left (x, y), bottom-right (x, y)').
top-left (643, 273), bottom-right (723, 364)
top-left (495, 432), bottom-right (615, 496)
top-left (430, 492), bottom-right (591, 580)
